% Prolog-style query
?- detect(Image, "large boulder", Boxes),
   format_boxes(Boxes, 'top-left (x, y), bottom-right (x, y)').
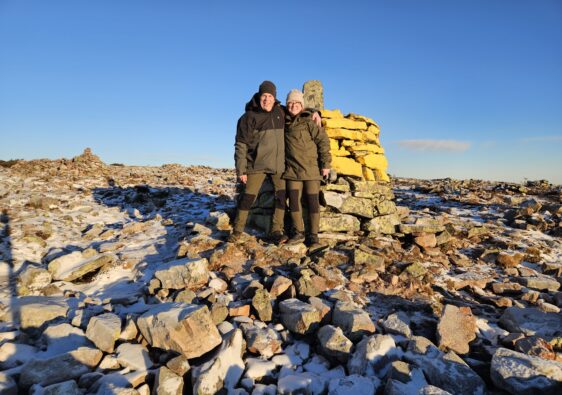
top-left (491, 347), bottom-right (562, 395)
top-left (136, 303), bottom-right (221, 359)
top-left (499, 307), bottom-right (562, 339)
top-left (404, 337), bottom-right (485, 395)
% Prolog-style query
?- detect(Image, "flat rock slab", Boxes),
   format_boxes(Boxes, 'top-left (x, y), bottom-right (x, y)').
top-left (499, 307), bottom-right (562, 340)
top-left (48, 252), bottom-right (115, 282)
top-left (116, 343), bottom-right (152, 371)
top-left (19, 347), bottom-right (102, 389)
top-left (17, 296), bottom-right (69, 330)
top-left (137, 303), bottom-right (221, 359)
top-left (491, 347), bottom-right (562, 395)
top-left (153, 257), bottom-right (209, 290)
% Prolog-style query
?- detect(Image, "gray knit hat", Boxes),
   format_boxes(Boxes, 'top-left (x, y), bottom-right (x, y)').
top-left (286, 89), bottom-right (304, 106)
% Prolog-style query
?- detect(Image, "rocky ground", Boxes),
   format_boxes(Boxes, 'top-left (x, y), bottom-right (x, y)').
top-left (0, 149), bottom-right (561, 394)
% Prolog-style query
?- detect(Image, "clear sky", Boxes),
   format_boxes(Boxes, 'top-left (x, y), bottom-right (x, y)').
top-left (1, 0), bottom-right (561, 184)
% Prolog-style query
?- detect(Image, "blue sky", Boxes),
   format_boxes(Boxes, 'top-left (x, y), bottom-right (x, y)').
top-left (1, 0), bottom-right (561, 183)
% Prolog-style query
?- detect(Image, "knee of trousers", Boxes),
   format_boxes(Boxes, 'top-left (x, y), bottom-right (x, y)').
top-left (238, 193), bottom-right (256, 210)
top-left (306, 193), bottom-right (320, 213)
top-left (274, 189), bottom-right (286, 209)
top-left (288, 189), bottom-right (300, 212)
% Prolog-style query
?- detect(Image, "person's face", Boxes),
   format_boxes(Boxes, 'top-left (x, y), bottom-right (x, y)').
top-left (260, 93), bottom-right (275, 112)
top-left (287, 101), bottom-right (303, 116)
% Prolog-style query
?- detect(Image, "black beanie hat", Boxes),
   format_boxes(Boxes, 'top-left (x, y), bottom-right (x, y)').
top-left (258, 80), bottom-right (277, 98)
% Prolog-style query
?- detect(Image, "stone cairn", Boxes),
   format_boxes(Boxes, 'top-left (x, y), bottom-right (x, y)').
top-left (247, 80), bottom-right (399, 238)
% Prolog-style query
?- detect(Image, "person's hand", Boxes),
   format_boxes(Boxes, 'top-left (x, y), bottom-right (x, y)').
top-left (238, 175), bottom-right (247, 184)
top-left (321, 168), bottom-right (330, 178)
top-left (312, 112), bottom-right (322, 127)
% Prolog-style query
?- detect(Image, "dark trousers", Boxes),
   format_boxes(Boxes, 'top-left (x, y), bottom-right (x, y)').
top-left (287, 180), bottom-right (320, 235)
top-left (233, 173), bottom-right (286, 234)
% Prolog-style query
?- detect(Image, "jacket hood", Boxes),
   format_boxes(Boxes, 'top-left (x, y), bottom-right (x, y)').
top-left (245, 92), bottom-right (282, 112)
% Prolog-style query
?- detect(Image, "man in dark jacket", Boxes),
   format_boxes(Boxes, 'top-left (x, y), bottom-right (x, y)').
top-left (229, 81), bottom-right (288, 243)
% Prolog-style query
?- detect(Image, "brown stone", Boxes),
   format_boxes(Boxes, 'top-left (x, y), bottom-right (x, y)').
top-left (437, 305), bottom-right (476, 354)
top-left (496, 251), bottom-right (524, 268)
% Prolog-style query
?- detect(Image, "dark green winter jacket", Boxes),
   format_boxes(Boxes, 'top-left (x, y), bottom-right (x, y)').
top-left (234, 93), bottom-right (285, 176)
top-left (283, 110), bottom-right (331, 181)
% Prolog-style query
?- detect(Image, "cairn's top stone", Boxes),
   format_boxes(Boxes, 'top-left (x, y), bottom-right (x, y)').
top-left (303, 80), bottom-right (324, 110)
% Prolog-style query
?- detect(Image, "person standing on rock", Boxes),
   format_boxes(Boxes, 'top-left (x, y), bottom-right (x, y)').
top-left (283, 89), bottom-right (331, 246)
top-left (229, 81), bottom-right (289, 244)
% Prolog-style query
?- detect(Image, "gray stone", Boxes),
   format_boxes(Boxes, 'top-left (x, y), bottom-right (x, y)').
top-left (86, 313), bottom-right (121, 353)
top-left (399, 223), bottom-right (444, 234)
top-left (19, 347), bottom-right (103, 389)
top-left (516, 276), bottom-right (561, 292)
top-left (279, 298), bottom-right (321, 335)
top-left (323, 191), bottom-right (345, 210)
top-left (332, 301), bottom-right (375, 341)
top-left (252, 289), bottom-right (272, 322)
top-left (348, 334), bottom-right (401, 378)
top-left (153, 257), bottom-right (209, 290)
top-left (18, 296), bottom-right (69, 330)
top-left (241, 324), bottom-right (282, 358)
top-left (116, 343), bottom-right (152, 371)
top-left (42, 379), bottom-right (82, 395)
top-left (0, 342), bottom-right (37, 369)
top-left (48, 252), bottom-right (115, 282)
top-left (328, 374), bottom-right (379, 395)
top-left (303, 80), bottom-right (324, 110)
top-left (136, 303), bottom-right (221, 359)
top-left (17, 266), bottom-right (52, 295)
top-left (340, 197), bottom-right (374, 218)
top-left (491, 347), bottom-right (562, 395)
top-left (404, 337), bottom-right (485, 395)
top-left (382, 312), bottom-right (412, 338)
top-left (499, 307), bottom-right (562, 340)
top-left (154, 367), bottom-right (183, 395)
top-left (317, 325), bottom-right (353, 362)
top-left (365, 214), bottom-right (400, 234)
top-left (43, 323), bottom-right (91, 354)
top-left (0, 373), bottom-right (17, 395)
top-left (320, 214), bottom-right (361, 233)
top-left (192, 329), bottom-right (245, 395)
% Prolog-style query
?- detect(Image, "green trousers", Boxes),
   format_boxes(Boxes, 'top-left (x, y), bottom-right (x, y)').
top-left (287, 180), bottom-right (320, 235)
top-left (233, 172), bottom-right (286, 234)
